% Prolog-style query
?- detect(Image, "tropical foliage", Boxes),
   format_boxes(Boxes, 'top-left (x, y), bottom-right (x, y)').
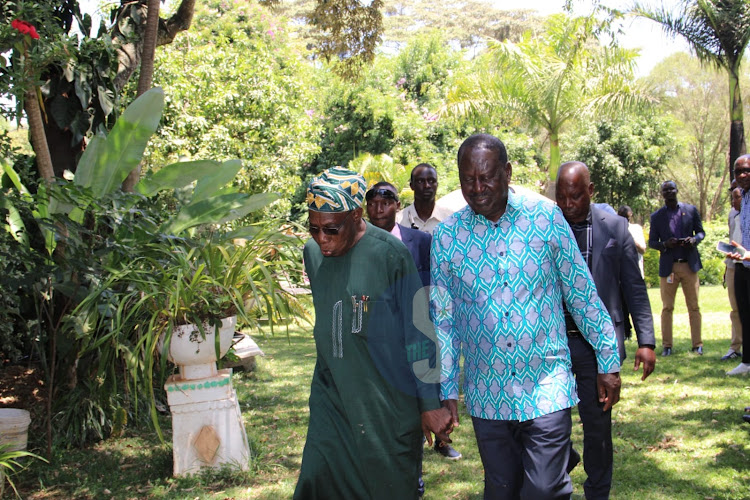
top-left (442, 14), bottom-right (654, 187)
top-left (147, 0), bottom-right (322, 217)
top-left (1, 0), bottom-right (747, 468)
top-left (645, 52), bottom-right (732, 219)
top-left (566, 114), bottom-right (676, 218)
top-left (2, 88), bottom-right (306, 448)
top-left (634, 0), bottom-right (750, 178)
top-left (0, 444), bottom-right (47, 498)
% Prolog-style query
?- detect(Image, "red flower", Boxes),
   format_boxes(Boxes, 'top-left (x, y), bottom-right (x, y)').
top-left (11, 19), bottom-right (39, 40)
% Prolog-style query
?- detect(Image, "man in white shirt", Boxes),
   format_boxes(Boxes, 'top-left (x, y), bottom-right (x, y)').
top-left (397, 163), bottom-right (454, 234)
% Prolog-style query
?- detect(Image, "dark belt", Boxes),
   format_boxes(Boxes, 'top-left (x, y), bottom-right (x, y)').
top-left (674, 259), bottom-right (688, 263)
top-left (566, 329), bottom-right (583, 338)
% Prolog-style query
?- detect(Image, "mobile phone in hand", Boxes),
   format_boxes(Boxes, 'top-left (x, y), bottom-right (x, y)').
top-left (717, 241), bottom-right (746, 257)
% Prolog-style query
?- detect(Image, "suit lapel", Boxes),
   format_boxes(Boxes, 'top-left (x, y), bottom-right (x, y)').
top-left (679, 203), bottom-right (691, 236)
top-left (399, 225), bottom-right (412, 246)
top-left (591, 210), bottom-right (607, 277)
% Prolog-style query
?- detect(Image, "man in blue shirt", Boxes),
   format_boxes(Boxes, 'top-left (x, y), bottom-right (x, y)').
top-left (431, 134), bottom-right (621, 499)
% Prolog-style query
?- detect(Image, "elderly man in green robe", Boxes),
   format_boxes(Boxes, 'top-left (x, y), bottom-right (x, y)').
top-left (294, 168), bottom-right (452, 500)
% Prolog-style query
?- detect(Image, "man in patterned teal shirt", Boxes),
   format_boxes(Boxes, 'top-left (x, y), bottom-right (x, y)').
top-left (430, 134), bottom-right (621, 499)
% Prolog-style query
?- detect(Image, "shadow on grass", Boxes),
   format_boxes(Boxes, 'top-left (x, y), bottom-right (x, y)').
top-left (17, 432), bottom-right (173, 499)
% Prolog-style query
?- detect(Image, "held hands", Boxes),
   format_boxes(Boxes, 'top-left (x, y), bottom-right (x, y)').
top-left (596, 372), bottom-right (621, 412)
top-left (633, 347), bottom-right (656, 381)
top-left (443, 399), bottom-right (460, 430)
top-left (421, 406), bottom-right (453, 446)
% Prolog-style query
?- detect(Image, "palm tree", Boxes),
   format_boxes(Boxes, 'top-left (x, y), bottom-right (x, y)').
top-left (633, 0), bottom-right (750, 179)
top-left (442, 14), bottom-right (653, 189)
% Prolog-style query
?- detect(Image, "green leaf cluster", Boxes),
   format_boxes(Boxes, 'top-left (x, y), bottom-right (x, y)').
top-left (1, 87), bottom-right (308, 446)
top-left (566, 114), bottom-right (676, 219)
top-left (146, 0), bottom-right (322, 218)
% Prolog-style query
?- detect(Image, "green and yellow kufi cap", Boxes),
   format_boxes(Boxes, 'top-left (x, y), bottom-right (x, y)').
top-left (306, 167), bottom-right (366, 212)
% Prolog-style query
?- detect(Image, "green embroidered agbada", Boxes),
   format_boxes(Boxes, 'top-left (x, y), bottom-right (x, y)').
top-left (294, 224), bottom-right (441, 500)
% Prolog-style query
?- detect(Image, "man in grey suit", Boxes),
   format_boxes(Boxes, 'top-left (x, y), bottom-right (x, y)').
top-left (556, 162), bottom-right (656, 500)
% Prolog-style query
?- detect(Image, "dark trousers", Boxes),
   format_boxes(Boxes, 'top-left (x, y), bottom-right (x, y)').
top-left (471, 409), bottom-right (572, 500)
top-left (568, 334), bottom-right (612, 500)
top-left (735, 265), bottom-right (750, 364)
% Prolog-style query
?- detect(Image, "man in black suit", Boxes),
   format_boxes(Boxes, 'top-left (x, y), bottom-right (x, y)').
top-left (556, 162), bottom-right (656, 500)
top-left (366, 182), bottom-right (461, 462)
top-left (366, 182), bottom-right (431, 286)
top-left (649, 180), bottom-right (705, 356)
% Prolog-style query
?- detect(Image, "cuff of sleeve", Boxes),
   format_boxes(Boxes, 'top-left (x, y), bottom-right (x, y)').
top-left (598, 366), bottom-right (621, 374)
top-left (419, 397), bottom-right (442, 413)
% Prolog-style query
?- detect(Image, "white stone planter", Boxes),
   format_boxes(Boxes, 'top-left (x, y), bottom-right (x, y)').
top-left (0, 409), bottom-right (30, 452)
top-left (0, 408), bottom-right (31, 497)
top-left (165, 369), bottom-right (250, 476)
top-left (162, 316), bottom-right (236, 380)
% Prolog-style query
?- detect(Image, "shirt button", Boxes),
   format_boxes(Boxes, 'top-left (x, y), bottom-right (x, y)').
top-left (500, 252), bottom-right (505, 256)
top-left (505, 312), bottom-right (509, 317)
top-left (507, 342), bottom-right (512, 347)
top-left (511, 372), bottom-right (516, 376)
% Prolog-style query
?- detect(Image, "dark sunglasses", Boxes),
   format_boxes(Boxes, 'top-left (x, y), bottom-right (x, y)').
top-left (365, 188), bottom-right (399, 202)
top-left (309, 211), bottom-right (353, 236)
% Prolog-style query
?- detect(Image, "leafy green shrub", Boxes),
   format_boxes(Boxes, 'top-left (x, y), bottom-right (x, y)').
top-left (643, 247), bottom-right (660, 288)
top-left (3, 88), bottom-right (308, 449)
top-left (699, 257), bottom-right (725, 285)
top-left (698, 220), bottom-right (727, 285)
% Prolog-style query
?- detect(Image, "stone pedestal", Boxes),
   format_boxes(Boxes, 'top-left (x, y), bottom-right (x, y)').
top-left (165, 368), bottom-right (250, 476)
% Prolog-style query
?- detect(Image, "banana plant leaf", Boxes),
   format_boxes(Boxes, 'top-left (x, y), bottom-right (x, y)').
top-left (160, 192), bottom-right (279, 235)
top-left (32, 183), bottom-right (56, 258)
top-left (191, 159), bottom-right (243, 203)
top-left (134, 160), bottom-right (223, 197)
top-left (75, 87), bottom-right (164, 197)
top-left (0, 160), bottom-right (29, 247)
top-left (0, 196), bottom-right (27, 247)
top-left (1, 159), bottom-right (31, 199)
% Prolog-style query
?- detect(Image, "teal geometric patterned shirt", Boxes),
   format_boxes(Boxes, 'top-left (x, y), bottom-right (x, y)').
top-left (430, 191), bottom-right (620, 422)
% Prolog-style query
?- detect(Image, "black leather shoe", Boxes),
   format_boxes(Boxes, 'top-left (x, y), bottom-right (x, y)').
top-left (661, 347), bottom-right (672, 356)
top-left (743, 414), bottom-right (750, 424)
top-left (566, 447), bottom-right (581, 473)
top-left (692, 346), bottom-right (703, 355)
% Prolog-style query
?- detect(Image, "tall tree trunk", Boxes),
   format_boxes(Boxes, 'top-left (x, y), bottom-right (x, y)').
top-left (545, 131), bottom-right (561, 198)
top-left (24, 89), bottom-right (55, 182)
top-left (37, 0), bottom-right (195, 182)
top-left (122, 0), bottom-right (161, 192)
top-left (729, 67), bottom-right (746, 180)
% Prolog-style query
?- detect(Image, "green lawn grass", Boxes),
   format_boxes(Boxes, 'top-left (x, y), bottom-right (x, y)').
top-left (13, 285), bottom-right (750, 499)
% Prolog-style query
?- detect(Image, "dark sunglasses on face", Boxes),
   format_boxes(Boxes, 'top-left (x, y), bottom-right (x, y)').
top-left (365, 188), bottom-right (399, 202)
top-left (308, 211), bottom-right (353, 236)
